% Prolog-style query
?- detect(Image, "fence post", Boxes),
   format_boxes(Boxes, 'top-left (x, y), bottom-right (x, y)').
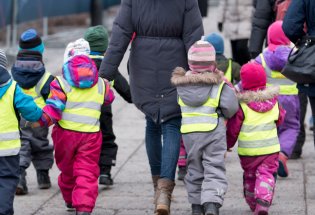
top-left (90, 0), bottom-right (103, 26)
top-left (43, 17), bottom-right (48, 38)
top-left (11, 0), bottom-right (18, 48)
top-left (6, 25), bottom-right (11, 48)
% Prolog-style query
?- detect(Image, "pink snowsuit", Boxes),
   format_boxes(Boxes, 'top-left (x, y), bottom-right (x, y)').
top-left (227, 86), bottom-right (285, 211)
top-left (39, 55), bottom-right (115, 213)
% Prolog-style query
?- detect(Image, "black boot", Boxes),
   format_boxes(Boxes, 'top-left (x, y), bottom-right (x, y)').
top-left (65, 203), bottom-right (75, 212)
top-left (177, 166), bottom-right (187, 181)
top-left (192, 204), bottom-right (204, 215)
top-left (99, 165), bottom-right (113, 185)
top-left (203, 202), bottom-right (220, 215)
top-left (16, 167), bottom-right (28, 195)
top-left (37, 169), bottom-right (51, 189)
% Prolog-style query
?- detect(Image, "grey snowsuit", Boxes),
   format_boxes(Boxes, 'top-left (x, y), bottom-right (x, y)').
top-left (171, 68), bottom-right (238, 206)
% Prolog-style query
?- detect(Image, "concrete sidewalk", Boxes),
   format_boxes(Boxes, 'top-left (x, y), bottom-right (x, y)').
top-left (13, 6), bottom-right (315, 215)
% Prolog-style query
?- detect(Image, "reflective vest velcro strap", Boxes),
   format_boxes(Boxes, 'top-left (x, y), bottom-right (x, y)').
top-left (241, 123), bottom-right (276, 133)
top-left (61, 113), bottom-right (100, 127)
top-left (260, 54), bottom-right (298, 95)
top-left (181, 106), bottom-right (217, 115)
top-left (0, 131), bottom-right (20, 141)
top-left (182, 115), bottom-right (217, 124)
top-left (0, 147), bottom-right (21, 156)
top-left (238, 137), bottom-right (279, 148)
top-left (66, 101), bottom-right (101, 110)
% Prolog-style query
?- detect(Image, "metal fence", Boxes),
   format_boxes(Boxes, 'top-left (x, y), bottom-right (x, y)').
top-left (0, 0), bottom-right (121, 28)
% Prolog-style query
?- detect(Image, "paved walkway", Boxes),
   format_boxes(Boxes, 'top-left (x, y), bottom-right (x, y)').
top-left (12, 6), bottom-right (315, 215)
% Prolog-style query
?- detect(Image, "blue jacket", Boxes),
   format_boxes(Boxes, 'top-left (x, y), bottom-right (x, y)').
top-left (0, 80), bottom-right (42, 122)
top-left (283, 0), bottom-right (315, 97)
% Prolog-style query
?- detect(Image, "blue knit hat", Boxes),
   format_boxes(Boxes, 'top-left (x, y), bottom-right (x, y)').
top-left (19, 29), bottom-right (45, 54)
top-left (204, 33), bottom-right (224, 55)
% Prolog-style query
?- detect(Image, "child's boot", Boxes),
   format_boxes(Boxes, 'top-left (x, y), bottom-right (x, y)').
top-left (65, 203), bottom-right (75, 212)
top-left (155, 178), bottom-right (175, 215)
top-left (177, 166), bottom-right (187, 181)
top-left (254, 199), bottom-right (269, 215)
top-left (37, 169), bottom-right (51, 189)
top-left (203, 202), bottom-right (220, 215)
top-left (192, 204), bottom-right (204, 215)
top-left (99, 165), bottom-right (113, 185)
top-left (16, 167), bottom-right (28, 195)
top-left (278, 152), bottom-right (289, 177)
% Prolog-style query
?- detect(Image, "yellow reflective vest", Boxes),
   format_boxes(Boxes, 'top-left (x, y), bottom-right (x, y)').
top-left (179, 82), bottom-right (225, 134)
top-left (238, 102), bottom-right (280, 156)
top-left (0, 81), bottom-right (21, 156)
top-left (224, 59), bottom-right (232, 82)
top-left (56, 76), bottom-right (106, 133)
top-left (22, 72), bottom-right (51, 108)
top-left (260, 54), bottom-right (298, 95)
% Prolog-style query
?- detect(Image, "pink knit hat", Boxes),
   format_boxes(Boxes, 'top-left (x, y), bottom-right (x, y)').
top-left (267, 21), bottom-right (291, 51)
top-left (188, 40), bottom-right (216, 73)
top-left (241, 62), bottom-right (267, 91)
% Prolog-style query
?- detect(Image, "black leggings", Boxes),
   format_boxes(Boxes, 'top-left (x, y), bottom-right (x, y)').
top-left (231, 39), bottom-right (251, 66)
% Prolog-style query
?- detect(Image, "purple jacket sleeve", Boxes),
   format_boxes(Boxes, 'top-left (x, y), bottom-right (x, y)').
top-left (226, 107), bottom-right (244, 150)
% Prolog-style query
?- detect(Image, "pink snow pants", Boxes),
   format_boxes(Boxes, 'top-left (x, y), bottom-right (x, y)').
top-left (240, 153), bottom-right (279, 210)
top-left (52, 125), bottom-right (102, 213)
top-left (177, 139), bottom-right (187, 167)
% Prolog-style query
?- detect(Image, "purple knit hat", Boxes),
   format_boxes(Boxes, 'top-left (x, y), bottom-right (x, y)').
top-left (188, 40), bottom-right (216, 73)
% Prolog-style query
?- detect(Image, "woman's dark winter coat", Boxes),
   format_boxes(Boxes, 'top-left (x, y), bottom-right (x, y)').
top-left (99, 0), bottom-right (204, 123)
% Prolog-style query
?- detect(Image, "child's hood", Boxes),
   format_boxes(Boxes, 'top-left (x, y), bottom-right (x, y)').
top-left (11, 50), bottom-right (45, 89)
top-left (0, 67), bottom-right (12, 99)
top-left (171, 67), bottom-right (223, 107)
top-left (237, 86), bottom-right (279, 113)
top-left (62, 55), bottom-right (98, 89)
top-left (256, 46), bottom-right (291, 71)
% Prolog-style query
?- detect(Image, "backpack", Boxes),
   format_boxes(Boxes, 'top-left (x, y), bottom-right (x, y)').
top-left (274, 0), bottom-right (291, 20)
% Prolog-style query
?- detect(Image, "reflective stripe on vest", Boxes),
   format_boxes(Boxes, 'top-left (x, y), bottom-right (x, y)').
top-left (0, 81), bottom-right (21, 156)
top-left (179, 82), bottom-right (225, 133)
top-left (57, 76), bottom-right (105, 132)
top-left (260, 54), bottom-right (298, 95)
top-left (238, 102), bottom-right (280, 156)
top-left (22, 72), bottom-right (51, 108)
top-left (224, 59), bottom-right (232, 82)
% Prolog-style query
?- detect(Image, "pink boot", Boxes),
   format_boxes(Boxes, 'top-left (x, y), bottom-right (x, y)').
top-left (254, 200), bottom-right (269, 215)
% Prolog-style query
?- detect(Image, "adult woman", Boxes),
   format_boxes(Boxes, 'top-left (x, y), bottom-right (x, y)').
top-left (217, 0), bottom-right (253, 65)
top-left (99, 1), bottom-right (203, 214)
top-left (282, 0), bottom-right (315, 148)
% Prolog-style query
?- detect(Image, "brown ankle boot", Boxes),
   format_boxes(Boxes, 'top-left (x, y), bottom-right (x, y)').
top-left (155, 178), bottom-right (175, 215)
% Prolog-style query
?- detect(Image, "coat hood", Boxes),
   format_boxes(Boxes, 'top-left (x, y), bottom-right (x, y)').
top-left (257, 46), bottom-right (291, 71)
top-left (62, 55), bottom-right (98, 89)
top-left (11, 50), bottom-right (45, 89)
top-left (237, 86), bottom-right (279, 113)
top-left (171, 67), bottom-right (224, 107)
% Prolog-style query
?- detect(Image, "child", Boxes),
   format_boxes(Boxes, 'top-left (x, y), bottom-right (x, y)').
top-left (226, 62), bottom-right (285, 214)
top-left (171, 40), bottom-right (238, 215)
top-left (11, 28), bottom-right (54, 195)
top-left (0, 49), bottom-right (42, 215)
top-left (255, 21), bottom-right (300, 177)
top-left (38, 41), bottom-right (114, 215)
top-left (84, 25), bottom-right (132, 186)
top-left (204, 33), bottom-right (241, 84)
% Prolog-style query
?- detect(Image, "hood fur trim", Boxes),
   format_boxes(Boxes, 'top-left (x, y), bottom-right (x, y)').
top-left (237, 86), bottom-right (280, 103)
top-left (171, 67), bottom-right (223, 86)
